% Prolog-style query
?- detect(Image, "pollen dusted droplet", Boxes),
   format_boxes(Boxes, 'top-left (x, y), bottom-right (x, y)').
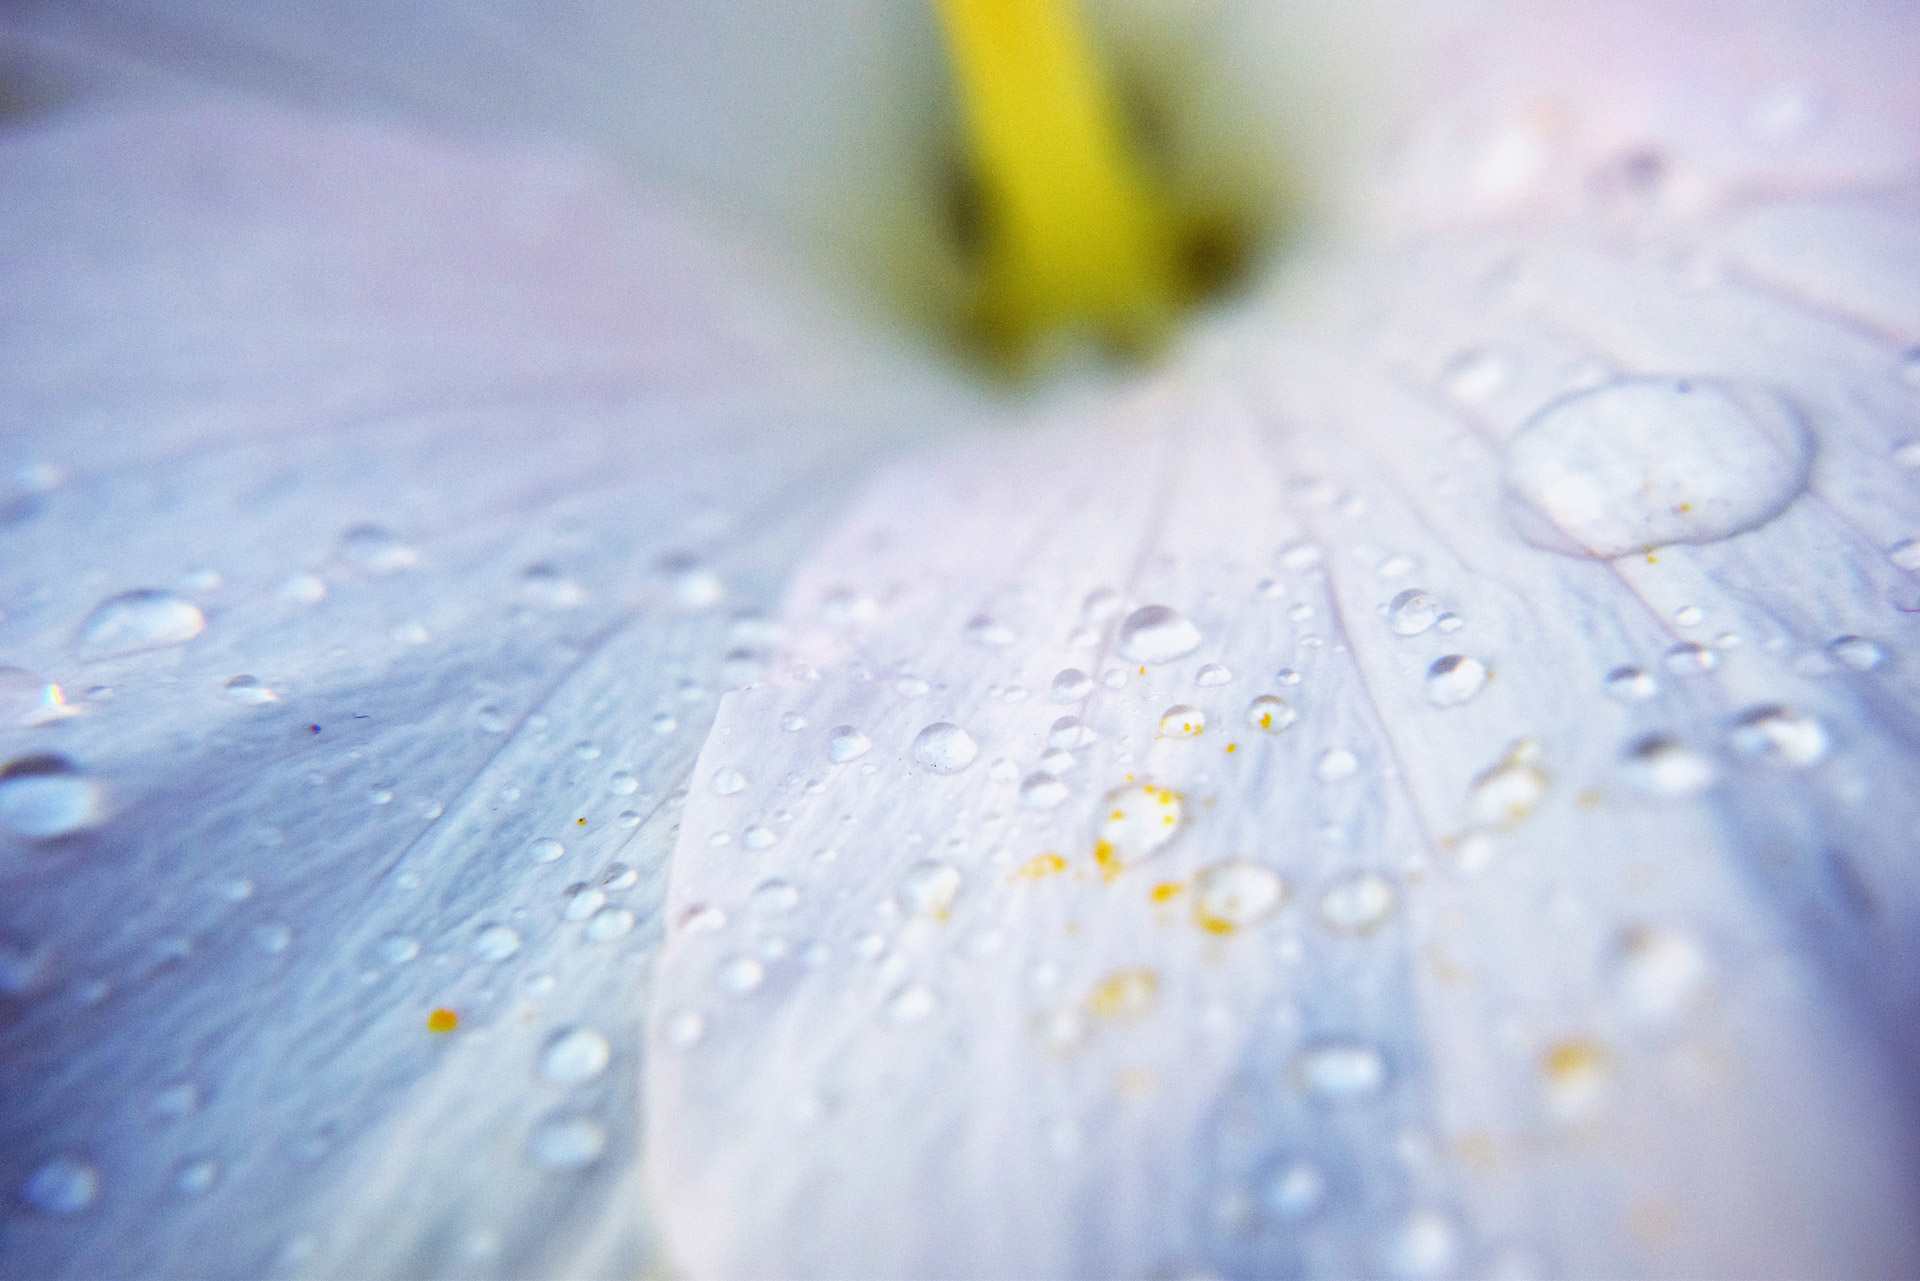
top-left (1468, 740), bottom-right (1550, 829)
top-left (1245, 694), bottom-right (1296, 733)
top-left (1192, 860), bottom-right (1287, 934)
top-left (1158, 704), bottom-right (1206, 738)
top-left (1094, 783), bottom-right (1185, 879)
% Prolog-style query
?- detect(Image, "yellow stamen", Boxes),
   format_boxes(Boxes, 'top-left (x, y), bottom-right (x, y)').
top-left (936, 0), bottom-right (1181, 356)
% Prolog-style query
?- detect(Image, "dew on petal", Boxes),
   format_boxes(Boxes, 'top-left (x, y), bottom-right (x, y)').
top-left (1246, 694), bottom-right (1296, 733)
top-left (1196, 664), bottom-right (1233, 686)
top-left (1315, 749), bottom-right (1359, 782)
top-left (716, 956), bottom-right (766, 994)
top-left (529, 1117), bottom-right (606, 1170)
top-left (1382, 1208), bottom-right (1461, 1279)
top-left (21, 1155), bottom-right (98, 1214)
top-left (1603, 665), bottom-right (1656, 701)
top-left (1050, 669), bottom-right (1094, 701)
top-left (338, 524), bottom-right (419, 574)
top-left (1267, 1161), bottom-right (1327, 1220)
top-left (586, 908), bottom-right (635, 941)
top-left (1424, 655), bottom-right (1488, 707)
top-left (662, 556), bottom-right (725, 611)
top-left (1611, 925), bottom-right (1712, 1021)
top-left (898, 860), bottom-right (963, 919)
top-left (710, 767), bottom-right (748, 795)
top-left (1292, 1041), bottom-right (1389, 1100)
top-left (1317, 872), bottom-right (1397, 935)
top-left (541, 1027), bottom-right (612, 1086)
top-left (74, 590), bottom-right (205, 660)
top-left (276, 572), bottom-right (327, 604)
top-left (1192, 860), bottom-right (1287, 934)
top-left (1094, 783), bottom-right (1185, 878)
top-left (1729, 704), bottom-right (1829, 768)
top-left (742, 825), bottom-right (778, 850)
top-left (223, 674), bottom-right (277, 705)
top-left (173, 1159), bottom-right (220, 1198)
top-left (826, 726), bottom-right (871, 763)
top-left (0, 755), bottom-right (105, 840)
top-left (529, 838), bottom-right (566, 864)
top-left (1387, 589), bottom-right (1440, 636)
top-left (607, 771), bottom-right (639, 796)
top-left (1468, 740), bottom-right (1549, 829)
top-left (378, 935), bottom-right (420, 965)
top-left (1158, 705), bottom-right (1206, 738)
top-left (751, 879), bottom-right (800, 914)
top-left (1118, 605), bottom-right (1203, 663)
top-left (1019, 772), bottom-right (1070, 809)
top-left (884, 984), bottom-right (940, 1025)
top-left (1828, 635), bottom-right (1884, 671)
top-left (1890, 539), bottom-right (1920, 571)
top-left (1664, 642), bottom-right (1718, 675)
top-left (1503, 378), bottom-right (1812, 557)
top-left (518, 563), bottom-right (588, 609)
top-left (912, 722), bottom-right (978, 774)
top-left (964, 615), bottom-right (1016, 647)
top-left (1049, 716), bottom-right (1096, 749)
top-left (473, 924), bottom-right (521, 961)
top-left (663, 1011), bottom-right (705, 1049)
top-left (1621, 735), bottom-right (1716, 798)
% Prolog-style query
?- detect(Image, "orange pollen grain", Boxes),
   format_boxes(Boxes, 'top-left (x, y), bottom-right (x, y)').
top-left (426, 1008), bottom-right (459, 1033)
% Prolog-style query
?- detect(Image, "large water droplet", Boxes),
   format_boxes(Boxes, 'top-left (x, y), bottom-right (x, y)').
top-left (1729, 704), bottom-right (1829, 768)
top-left (1050, 669), bottom-right (1094, 701)
top-left (898, 860), bottom-right (962, 918)
top-left (541, 1027), bottom-right (612, 1086)
top-left (826, 726), bottom-right (871, 763)
top-left (1292, 1041), bottom-right (1389, 1100)
top-left (1246, 694), bottom-right (1296, 733)
top-left (1158, 705), bottom-right (1206, 738)
top-left (1049, 716), bottom-right (1096, 749)
top-left (74, 590), bottom-right (204, 660)
top-left (1424, 655), bottom-right (1488, 707)
top-left (1621, 735), bottom-right (1716, 798)
top-left (1192, 860), bottom-right (1287, 934)
top-left (338, 524), bottom-right (419, 574)
top-left (21, 1155), bottom-right (98, 1214)
top-left (1118, 605), bottom-right (1203, 663)
top-left (0, 755), bottom-right (105, 839)
top-left (912, 723), bottom-right (978, 774)
top-left (1387, 589), bottom-right (1440, 636)
top-left (1503, 378), bottom-right (1812, 557)
top-left (1095, 783), bottom-right (1184, 876)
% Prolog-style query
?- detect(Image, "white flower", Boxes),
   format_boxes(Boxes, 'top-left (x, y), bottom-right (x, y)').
top-left (4, 2), bottom-right (1920, 1278)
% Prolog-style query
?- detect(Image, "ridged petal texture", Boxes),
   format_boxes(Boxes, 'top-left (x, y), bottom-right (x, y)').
top-left (3, 2), bottom-right (1920, 1280)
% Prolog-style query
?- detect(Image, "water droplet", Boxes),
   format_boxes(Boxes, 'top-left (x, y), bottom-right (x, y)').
top-left (1664, 642), bottom-right (1718, 675)
top-left (378, 935), bottom-right (420, 965)
top-left (885, 985), bottom-right (940, 1024)
top-left (277, 572), bottom-right (327, 604)
top-left (223, 674), bottom-right (277, 705)
top-left (710, 768), bottom-right (747, 796)
top-left (827, 726), bottom-right (871, 763)
top-left (22, 1156), bottom-right (98, 1213)
top-left (742, 825), bottom-right (778, 850)
top-left (563, 885), bottom-right (607, 921)
top-left (1276, 668), bottom-right (1303, 686)
top-left (1466, 740), bottom-right (1548, 829)
top-left (1673, 604), bottom-right (1705, 626)
top-left (663, 1010), bottom-right (705, 1049)
top-left (1387, 589), bottom-right (1440, 636)
top-left (899, 860), bottom-right (963, 918)
top-left (1049, 716), bottom-right (1096, 749)
top-left (473, 924), bottom-right (521, 961)
top-left (1896, 541), bottom-right (1920, 571)
top-left (779, 711), bottom-right (807, 732)
top-left (1019, 772), bottom-right (1070, 809)
top-left (586, 907), bottom-right (635, 941)
top-left (1383, 1209), bottom-right (1461, 1279)
top-left (0, 756), bottom-right (105, 839)
top-left (1603, 666), bottom-right (1656, 701)
top-left (1267, 1161), bottom-right (1326, 1219)
top-left (1442, 348), bottom-right (1508, 402)
top-left (1246, 695), bottom-right (1296, 733)
top-left (1729, 705), bottom-right (1829, 768)
top-left (912, 723), bottom-right (978, 774)
top-left (1424, 655), bottom-right (1489, 707)
top-left (1158, 705), bottom-right (1206, 738)
top-left (74, 590), bottom-right (205, 660)
top-left (1050, 669), bottom-right (1094, 701)
top-left (1292, 1041), bottom-right (1389, 1100)
top-left (1095, 783), bottom-right (1184, 876)
top-left (1196, 664), bottom-right (1233, 687)
top-left (338, 524), bottom-right (419, 574)
top-left (1192, 860), bottom-right (1287, 933)
top-left (1100, 668), bottom-right (1128, 690)
top-left (530, 1117), bottom-right (606, 1170)
top-left (1611, 925), bottom-right (1711, 1020)
top-left (660, 555), bottom-right (724, 611)
top-left (1280, 543), bottom-right (1324, 570)
top-left (174, 1158), bottom-right (220, 1197)
top-left (529, 838), bottom-right (566, 864)
top-left (1317, 872), bottom-right (1397, 934)
top-left (1503, 378), bottom-right (1812, 557)
top-left (1315, 749), bottom-right (1359, 782)
top-left (1621, 735), bottom-right (1716, 798)
top-left (518, 563), bottom-right (587, 609)
top-left (751, 879), bottom-right (800, 914)
top-left (964, 616), bottom-right (1016, 647)
top-left (252, 923), bottom-right (292, 955)
top-left (1118, 605), bottom-right (1203, 664)
top-left (541, 1027), bottom-right (612, 1085)
top-left (717, 956), bottom-right (765, 994)
top-left (1828, 635), bottom-right (1884, 671)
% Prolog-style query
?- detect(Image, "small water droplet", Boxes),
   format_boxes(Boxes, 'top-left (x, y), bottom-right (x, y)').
top-left (22, 1156), bottom-right (98, 1214)
top-left (1729, 704), bottom-right (1828, 767)
top-left (660, 555), bottom-right (724, 610)
top-left (1192, 860), bottom-right (1287, 933)
top-left (1424, 655), bottom-right (1488, 707)
top-left (1196, 664), bottom-right (1233, 687)
top-left (541, 1027), bottom-right (612, 1085)
top-left (530, 1117), bottom-right (606, 1170)
top-left (223, 674), bottom-right (277, 705)
top-left (1049, 716), bottom-right (1096, 749)
top-left (530, 838), bottom-right (566, 864)
top-left (1317, 872), bottom-right (1397, 934)
top-left (378, 935), bottom-right (420, 965)
top-left (1603, 666), bottom-right (1656, 701)
top-left (827, 726), bottom-right (871, 763)
top-left (1503, 378), bottom-right (1812, 557)
top-left (277, 572), bottom-right (327, 604)
top-left (742, 825), bottom-right (778, 850)
top-left (751, 879), bottom-right (800, 914)
top-left (1673, 604), bottom-right (1705, 626)
top-left (717, 956), bottom-right (765, 994)
top-left (1664, 642), bottom-right (1718, 675)
top-left (1387, 590), bottom-right (1440, 636)
top-left (473, 923), bottom-right (521, 961)
top-left (252, 923), bottom-right (292, 955)
top-left (586, 907), bottom-right (634, 941)
top-left (1621, 735), bottom-right (1715, 798)
top-left (1158, 705), bottom-right (1206, 738)
top-left (884, 984), bottom-right (940, 1024)
top-left (710, 768), bottom-right (747, 795)
top-left (518, 563), bottom-right (587, 609)
top-left (1276, 668), bottom-right (1303, 686)
top-left (1050, 669), bottom-right (1094, 701)
top-left (173, 1158), bottom-right (220, 1197)
top-left (1245, 694), bottom-right (1296, 734)
top-left (1019, 772), bottom-right (1070, 809)
top-left (338, 524), bottom-right (419, 574)
top-left (1315, 749), bottom-right (1359, 782)
top-left (912, 723), bottom-right (978, 774)
top-left (563, 885), bottom-right (607, 921)
top-left (1828, 635), bottom-right (1883, 671)
top-left (899, 860), bottom-right (963, 918)
top-left (663, 1010), bottom-right (705, 1049)
top-left (779, 711), bottom-right (807, 732)
top-left (74, 590), bottom-right (205, 660)
top-left (1118, 605), bottom-right (1203, 663)
top-left (1611, 925), bottom-right (1711, 1020)
top-left (1468, 740), bottom-right (1549, 829)
top-left (964, 616), bottom-right (1016, 647)
top-left (1292, 1041), bottom-right (1389, 1100)
top-left (1267, 1161), bottom-right (1326, 1220)
top-left (1383, 1209), bottom-right (1460, 1279)
top-left (1896, 442), bottom-right (1920, 469)
top-left (0, 755), bottom-right (105, 839)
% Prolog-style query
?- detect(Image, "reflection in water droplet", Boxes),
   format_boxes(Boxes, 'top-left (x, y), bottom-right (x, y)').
top-left (1828, 635), bottom-right (1883, 671)
top-left (1621, 735), bottom-right (1715, 798)
top-left (0, 756), bottom-right (105, 839)
top-left (912, 723), bottom-right (978, 774)
top-left (1503, 378), bottom-right (1812, 557)
top-left (1020, 773), bottom-right (1070, 809)
top-left (1729, 704), bottom-right (1829, 767)
top-left (541, 1027), bottom-right (612, 1085)
top-left (74, 590), bottom-right (205, 660)
top-left (223, 675), bottom-right (277, 705)
top-left (1603, 666), bottom-right (1656, 701)
top-left (1246, 695), bottom-right (1295, 733)
top-left (1424, 655), bottom-right (1488, 707)
top-left (338, 524), bottom-right (419, 574)
top-left (1158, 705), bottom-right (1206, 738)
top-left (1118, 605), bottom-right (1202, 663)
top-left (1292, 1041), bottom-right (1389, 1100)
top-left (1051, 669), bottom-right (1094, 701)
top-left (899, 861), bottom-right (963, 918)
top-left (1096, 784), bottom-right (1184, 877)
top-left (827, 726), bottom-right (871, 763)
top-left (1317, 872), bottom-right (1397, 934)
top-left (530, 1117), bottom-right (606, 1170)
top-left (1387, 590), bottom-right (1440, 636)
top-left (1192, 861), bottom-right (1286, 934)
top-left (22, 1155), bottom-right (98, 1213)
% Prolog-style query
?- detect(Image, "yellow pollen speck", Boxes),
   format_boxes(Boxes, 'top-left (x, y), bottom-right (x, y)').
top-left (1139, 666), bottom-right (1146, 675)
top-left (1016, 852), bottom-right (1068, 879)
top-left (576, 817), bottom-right (587, 826)
top-left (1225, 742), bottom-right (1237, 754)
top-left (1094, 839), bottom-right (1121, 881)
top-left (1150, 881), bottom-right (1184, 903)
top-left (426, 1008), bottom-right (459, 1034)
top-left (1543, 1038), bottom-right (1610, 1082)
top-left (1087, 967), bottom-right (1159, 1020)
